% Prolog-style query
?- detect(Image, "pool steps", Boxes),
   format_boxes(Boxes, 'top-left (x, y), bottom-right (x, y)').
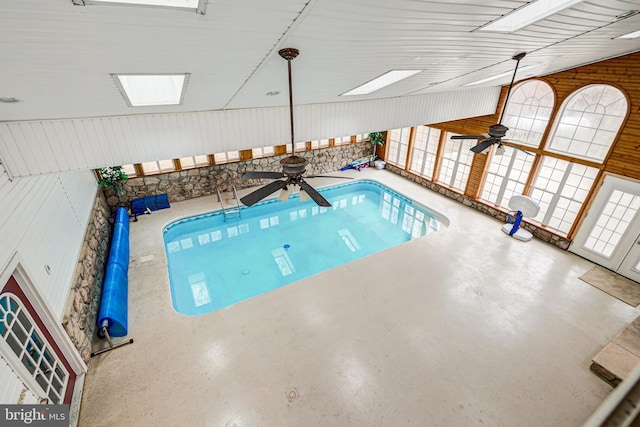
top-left (217, 186), bottom-right (242, 221)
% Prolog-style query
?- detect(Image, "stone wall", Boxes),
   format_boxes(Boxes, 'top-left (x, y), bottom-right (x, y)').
top-left (62, 191), bottom-right (112, 363)
top-left (385, 163), bottom-right (571, 250)
top-left (103, 142), bottom-right (373, 207)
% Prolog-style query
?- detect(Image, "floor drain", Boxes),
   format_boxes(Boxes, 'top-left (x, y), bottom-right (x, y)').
top-left (285, 389), bottom-right (299, 402)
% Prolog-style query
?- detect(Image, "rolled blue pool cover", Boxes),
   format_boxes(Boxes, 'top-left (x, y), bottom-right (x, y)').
top-left (97, 207), bottom-right (129, 337)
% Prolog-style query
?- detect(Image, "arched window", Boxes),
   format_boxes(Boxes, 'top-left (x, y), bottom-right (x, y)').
top-left (547, 84), bottom-right (627, 162)
top-left (501, 79), bottom-right (554, 147)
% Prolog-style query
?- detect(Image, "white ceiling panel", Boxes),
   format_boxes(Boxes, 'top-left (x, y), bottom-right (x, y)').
top-left (0, 0), bottom-right (639, 175)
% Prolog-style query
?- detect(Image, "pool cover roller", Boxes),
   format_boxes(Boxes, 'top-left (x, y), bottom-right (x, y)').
top-left (97, 206), bottom-right (130, 337)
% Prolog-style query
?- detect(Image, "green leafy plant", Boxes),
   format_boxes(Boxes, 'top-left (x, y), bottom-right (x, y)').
top-left (98, 166), bottom-right (128, 194)
top-left (368, 132), bottom-right (385, 146)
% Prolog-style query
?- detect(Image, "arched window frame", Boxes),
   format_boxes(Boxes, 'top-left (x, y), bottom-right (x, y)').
top-left (501, 79), bottom-right (555, 148)
top-left (544, 83), bottom-right (628, 163)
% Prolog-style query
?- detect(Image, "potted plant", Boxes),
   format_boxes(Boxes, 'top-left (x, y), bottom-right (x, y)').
top-left (368, 132), bottom-right (385, 148)
top-left (367, 132), bottom-right (386, 169)
top-left (98, 166), bottom-right (128, 198)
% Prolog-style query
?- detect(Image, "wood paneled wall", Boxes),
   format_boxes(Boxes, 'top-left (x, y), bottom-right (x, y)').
top-left (547, 53), bottom-right (640, 178)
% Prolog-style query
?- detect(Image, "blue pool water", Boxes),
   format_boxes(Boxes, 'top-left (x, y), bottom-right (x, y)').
top-left (163, 180), bottom-right (447, 316)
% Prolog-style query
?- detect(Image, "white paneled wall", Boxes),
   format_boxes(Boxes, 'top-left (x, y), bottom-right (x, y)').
top-left (0, 168), bottom-right (97, 320)
top-left (0, 87), bottom-right (500, 177)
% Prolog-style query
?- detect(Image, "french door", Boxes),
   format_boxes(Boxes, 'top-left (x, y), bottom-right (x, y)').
top-left (1, 276), bottom-right (76, 404)
top-left (570, 174), bottom-right (640, 283)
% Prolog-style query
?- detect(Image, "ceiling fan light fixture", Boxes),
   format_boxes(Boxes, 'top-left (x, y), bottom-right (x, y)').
top-left (239, 48), bottom-right (350, 208)
top-left (478, 0), bottom-right (585, 33)
top-left (462, 52), bottom-right (530, 157)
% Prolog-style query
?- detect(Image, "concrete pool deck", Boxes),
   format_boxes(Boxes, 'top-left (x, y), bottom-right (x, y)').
top-left (79, 168), bottom-right (639, 426)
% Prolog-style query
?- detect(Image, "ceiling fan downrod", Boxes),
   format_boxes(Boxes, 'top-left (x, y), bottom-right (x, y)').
top-left (278, 48), bottom-right (308, 174)
top-left (279, 48), bottom-right (299, 156)
top-left (498, 52), bottom-right (527, 124)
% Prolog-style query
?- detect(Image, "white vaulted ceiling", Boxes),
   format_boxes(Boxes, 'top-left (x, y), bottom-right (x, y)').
top-left (0, 0), bottom-right (639, 176)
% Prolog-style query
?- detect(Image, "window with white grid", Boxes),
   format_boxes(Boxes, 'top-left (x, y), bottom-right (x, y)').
top-left (262, 146), bottom-right (275, 156)
top-left (121, 164), bottom-right (137, 177)
top-left (213, 152), bottom-right (227, 163)
top-left (480, 147), bottom-right (535, 208)
top-left (530, 156), bottom-right (598, 234)
top-left (310, 139), bottom-right (330, 149)
top-left (141, 159), bottom-right (175, 174)
top-left (547, 84), bottom-right (627, 162)
top-left (0, 294), bottom-right (69, 404)
top-left (333, 136), bottom-right (351, 145)
top-left (387, 128), bottom-right (411, 167)
top-left (501, 79), bottom-right (554, 148)
top-left (252, 146), bottom-right (275, 158)
top-left (179, 155), bottom-right (209, 169)
top-left (409, 126), bottom-right (440, 179)
top-left (583, 190), bottom-right (640, 258)
top-left (438, 133), bottom-right (474, 192)
top-left (355, 134), bottom-right (367, 142)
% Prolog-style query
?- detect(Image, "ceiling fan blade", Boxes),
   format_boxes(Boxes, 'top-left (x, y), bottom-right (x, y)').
top-left (242, 171), bottom-right (285, 180)
top-left (470, 139), bottom-right (496, 154)
top-left (451, 135), bottom-right (486, 140)
top-left (240, 180), bottom-right (287, 206)
top-left (306, 174), bottom-right (354, 179)
top-left (503, 141), bottom-right (534, 156)
top-left (298, 180), bottom-right (331, 207)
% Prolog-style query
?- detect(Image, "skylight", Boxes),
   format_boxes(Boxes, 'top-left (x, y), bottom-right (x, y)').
top-left (465, 65), bottom-right (536, 86)
top-left (113, 74), bottom-right (189, 107)
top-left (341, 70), bottom-right (422, 96)
top-left (478, 0), bottom-right (584, 33)
top-left (74, 0), bottom-right (207, 14)
top-left (94, 0), bottom-right (198, 6)
top-left (616, 30), bottom-right (640, 39)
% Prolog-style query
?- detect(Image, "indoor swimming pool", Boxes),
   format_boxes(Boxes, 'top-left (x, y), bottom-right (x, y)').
top-left (163, 180), bottom-right (448, 316)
